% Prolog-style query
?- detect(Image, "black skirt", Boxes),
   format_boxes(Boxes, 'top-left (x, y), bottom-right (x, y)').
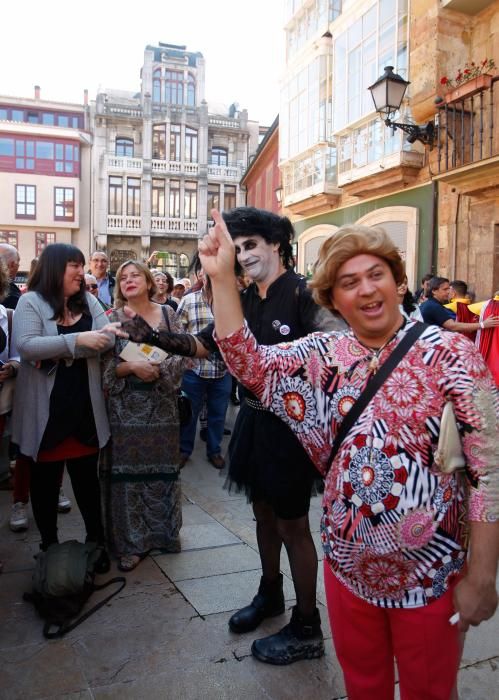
top-left (226, 400), bottom-right (318, 515)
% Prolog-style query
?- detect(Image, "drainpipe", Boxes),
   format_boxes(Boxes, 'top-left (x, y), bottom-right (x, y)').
top-left (430, 181), bottom-right (438, 274)
top-left (451, 192), bottom-right (461, 280)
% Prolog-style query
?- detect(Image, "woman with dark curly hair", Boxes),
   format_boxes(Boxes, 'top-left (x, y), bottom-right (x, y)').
top-left (11, 243), bottom-right (114, 569)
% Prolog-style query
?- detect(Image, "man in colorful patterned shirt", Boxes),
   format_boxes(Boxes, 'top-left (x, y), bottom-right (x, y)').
top-left (195, 211), bottom-right (498, 700)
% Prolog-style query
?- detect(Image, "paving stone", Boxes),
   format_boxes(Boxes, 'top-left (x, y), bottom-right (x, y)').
top-left (0, 642), bottom-right (89, 700)
top-left (456, 657), bottom-right (499, 700)
top-left (154, 542), bottom-right (261, 581)
top-left (461, 601), bottom-right (499, 664)
top-left (71, 615), bottom-right (259, 687)
top-left (37, 693), bottom-right (94, 700)
top-left (181, 503), bottom-right (221, 526)
top-left (91, 661), bottom-right (272, 700)
top-left (175, 569), bottom-right (296, 616)
top-left (0, 571), bottom-right (46, 649)
top-left (180, 521), bottom-right (241, 550)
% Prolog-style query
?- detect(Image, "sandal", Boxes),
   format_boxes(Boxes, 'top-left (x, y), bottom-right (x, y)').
top-left (118, 554), bottom-right (145, 572)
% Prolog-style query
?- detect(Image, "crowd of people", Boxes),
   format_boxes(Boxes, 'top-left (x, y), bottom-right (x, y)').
top-left (0, 206), bottom-right (497, 698)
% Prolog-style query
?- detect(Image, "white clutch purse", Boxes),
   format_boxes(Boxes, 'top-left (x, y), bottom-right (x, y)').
top-left (434, 402), bottom-right (466, 474)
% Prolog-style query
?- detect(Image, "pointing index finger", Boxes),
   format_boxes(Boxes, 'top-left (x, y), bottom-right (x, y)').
top-left (211, 209), bottom-right (233, 245)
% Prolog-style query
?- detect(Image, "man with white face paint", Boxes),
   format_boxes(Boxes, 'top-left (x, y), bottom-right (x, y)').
top-left (121, 207), bottom-right (343, 664)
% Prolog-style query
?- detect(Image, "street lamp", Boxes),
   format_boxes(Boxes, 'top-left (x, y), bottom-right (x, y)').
top-left (368, 66), bottom-right (435, 148)
top-left (274, 186), bottom-right (283, 204)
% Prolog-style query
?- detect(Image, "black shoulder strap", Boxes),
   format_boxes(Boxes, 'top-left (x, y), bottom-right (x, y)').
top-left (42, 576), bottom-right (126, 639)
top-left (6, 308), bottom-right (13, 355)
top-left (325, 322), bottom-right (427, 474)
top-left (161, 304), bottom-right (171, 332)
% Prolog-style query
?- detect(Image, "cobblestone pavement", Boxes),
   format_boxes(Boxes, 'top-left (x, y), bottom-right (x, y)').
top-left (0, 406), bottom-right (498, 699)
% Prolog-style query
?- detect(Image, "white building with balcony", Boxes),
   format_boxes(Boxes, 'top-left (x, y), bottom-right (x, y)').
top-left (91, 42), bottom-right (260, 276)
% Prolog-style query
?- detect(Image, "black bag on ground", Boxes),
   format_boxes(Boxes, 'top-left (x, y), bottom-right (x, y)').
top-left (23, 540), bottom-right (126, 639)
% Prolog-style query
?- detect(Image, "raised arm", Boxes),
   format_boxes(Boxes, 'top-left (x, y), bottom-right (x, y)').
top-left (198, 209), bottom-right (244, 339)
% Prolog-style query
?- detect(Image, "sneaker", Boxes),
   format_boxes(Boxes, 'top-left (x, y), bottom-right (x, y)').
top-left (10, 502), bottom-right (28, 532)
top-left (57, 488), bottom-right (72, 513)
top-left (251, 606), bottom-right (325, 665)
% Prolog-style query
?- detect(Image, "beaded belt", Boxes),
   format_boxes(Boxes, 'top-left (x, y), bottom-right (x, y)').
top-left (245, 397), bottom-right (269, 412)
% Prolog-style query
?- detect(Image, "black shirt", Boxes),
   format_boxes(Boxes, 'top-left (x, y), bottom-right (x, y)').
top-left (197, 269), bottom-right (332, 351)
top-left (39, 314), bottom-right (98, 450)
top-left (3, 281), bottom-right (21, 310)
top-left (240, 269), bottom-right (321, 344)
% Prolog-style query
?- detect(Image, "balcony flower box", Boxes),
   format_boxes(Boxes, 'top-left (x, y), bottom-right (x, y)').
top-left (444, 74), bottom-right (493, 104)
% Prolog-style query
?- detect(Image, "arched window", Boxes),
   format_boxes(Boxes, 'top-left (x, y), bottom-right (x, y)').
top-left (297, 224), bottom-right (338, 277)
top-left (153, 69), bottom-right (162, 103)
top-left (115, 138), bottom-right (134, 157)
top-left (211, 146), bottom-right (228, 166)
top-left (356, 207), bottom-right (419, 292)
top-left (165, 71), bottom-right (184, 105)
top-left (187, 74), bottom-right (196, 106)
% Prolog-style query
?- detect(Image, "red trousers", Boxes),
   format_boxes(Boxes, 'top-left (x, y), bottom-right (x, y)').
top-left (324, 561), bottom-right (463, 700)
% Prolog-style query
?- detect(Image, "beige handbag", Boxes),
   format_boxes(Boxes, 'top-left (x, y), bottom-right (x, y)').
top-left (434, 402), bottom-right (466, 474)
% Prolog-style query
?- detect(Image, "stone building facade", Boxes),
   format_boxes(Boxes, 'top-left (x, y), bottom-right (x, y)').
top-left (280, 0), bottom-right (499, 299)
top-left (91, 43), bottom-right (260, 276)
top-left (411, 0), bottom-right (499, 298)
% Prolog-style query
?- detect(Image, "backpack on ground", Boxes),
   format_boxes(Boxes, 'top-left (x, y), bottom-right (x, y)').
top-left (23, 540), bottom-right (126, 639)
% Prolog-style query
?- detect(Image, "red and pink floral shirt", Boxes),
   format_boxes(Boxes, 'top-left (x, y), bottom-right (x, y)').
top-left (217, 321), bottom-right (499, 608)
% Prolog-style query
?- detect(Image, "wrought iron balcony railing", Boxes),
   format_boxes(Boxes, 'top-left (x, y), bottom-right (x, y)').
top-left (436, 75), bottom-right (499, 173)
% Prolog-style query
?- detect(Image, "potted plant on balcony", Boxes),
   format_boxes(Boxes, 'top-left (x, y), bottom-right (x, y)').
top-left (440, 58), bottom-right (496, 103)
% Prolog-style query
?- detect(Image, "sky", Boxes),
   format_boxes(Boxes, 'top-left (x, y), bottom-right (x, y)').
top-left (1, 0), bottom-right (286, 126)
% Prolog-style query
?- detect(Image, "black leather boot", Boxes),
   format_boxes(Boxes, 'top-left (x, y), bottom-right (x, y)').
top-left (251, 605), bottom-right (324, 665)
top-left (228, 574), bottom-right (285, 633)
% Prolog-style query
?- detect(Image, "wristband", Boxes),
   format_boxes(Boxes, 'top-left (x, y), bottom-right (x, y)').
top-left (480, 321), bottom-right (485, 330)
